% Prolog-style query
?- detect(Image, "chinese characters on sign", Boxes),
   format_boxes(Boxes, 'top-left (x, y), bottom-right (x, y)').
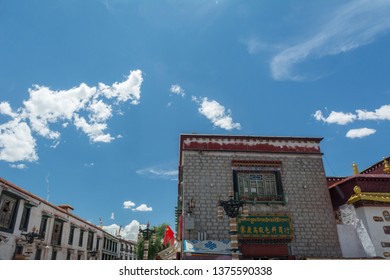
top-left (237, 215), bottom-right (293, 241)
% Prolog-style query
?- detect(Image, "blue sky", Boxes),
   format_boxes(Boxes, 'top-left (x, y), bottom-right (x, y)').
top-left (1, 0), bottom-right (390, 240)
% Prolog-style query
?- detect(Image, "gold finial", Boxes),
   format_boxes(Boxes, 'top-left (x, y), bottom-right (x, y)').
top-left (352, 162), bottom-right (359, 175)
top-left (384, 158), bottom-right (390, 174)
top-left (353, 185), bottom-right (361, 194)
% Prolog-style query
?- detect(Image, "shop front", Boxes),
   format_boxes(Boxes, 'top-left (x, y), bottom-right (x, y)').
top-left (238, 215), bottom-right (293, 260)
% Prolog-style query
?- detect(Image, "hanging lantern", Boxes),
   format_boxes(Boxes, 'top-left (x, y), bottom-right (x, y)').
top-left (218, 205), bottom-right (224, 220)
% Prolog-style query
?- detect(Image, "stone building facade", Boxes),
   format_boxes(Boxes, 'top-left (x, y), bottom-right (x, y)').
top-left (177, 134), bottom-right (342, 259)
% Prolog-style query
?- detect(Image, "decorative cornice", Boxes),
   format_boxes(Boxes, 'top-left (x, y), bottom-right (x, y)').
top-left (347, 186), bottom-right (390, 205)
top-left (180, 134), bottom-right (323, 154)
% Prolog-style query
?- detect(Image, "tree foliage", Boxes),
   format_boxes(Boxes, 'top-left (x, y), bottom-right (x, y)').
top-left (136, 223), bottom-right (169, 260)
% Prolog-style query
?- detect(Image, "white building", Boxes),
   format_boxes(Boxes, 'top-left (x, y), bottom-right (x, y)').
top-left (0, 177), bottom-right (136, 260)
top-left (329, 158), bottom-right (390, 259)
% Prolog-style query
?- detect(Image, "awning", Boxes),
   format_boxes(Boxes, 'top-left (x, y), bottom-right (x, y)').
top-left (183, 240), bottom-right (231, 255)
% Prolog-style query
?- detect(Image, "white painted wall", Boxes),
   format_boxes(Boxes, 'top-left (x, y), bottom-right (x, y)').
top-left (355, 206), bottom-right (390, 259)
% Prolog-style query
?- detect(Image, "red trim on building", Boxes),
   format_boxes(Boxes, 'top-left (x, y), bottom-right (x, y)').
top-left (231, 160), bottom-right (282, 167)
top-left (241, 243), bottom-right (289, 257)
top-left (180, 134), bottom-right (323, 154)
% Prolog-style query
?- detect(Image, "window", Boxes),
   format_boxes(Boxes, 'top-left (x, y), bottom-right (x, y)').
top-left (96, 237), bottom-right (100, 251)
top-left (87, 231), bottom-right (94, 250)
top-left (381, 242), bottom-right (390, 248)
top-left (0, 192), bottom-right (19, 233)
top-left (232, 161), bottom-right (284, 204)
top-left (51, 219), bottom-right (64, 246)
top-left (19, 204), bottom-right (32, 231)
top-left (79, 230), bottom-right (84, 247)
top-left (38, 215), bottom-right (49, 239)
top-left (234, 171), bottom-right (284, 202)
top-left (383, 210), bottom-right (390, 222)
top-left (68, 226), bottom-right (75, 245)
top-left (35, 248), bottom-right (42, 260)
top-left (51, 250), bottom-right (57, 260)
top-left (66, 250), bottom-right (72, 260)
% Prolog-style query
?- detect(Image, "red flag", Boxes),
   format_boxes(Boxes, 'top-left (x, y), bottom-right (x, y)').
top-left (163, 225), bottom-right (175, 246)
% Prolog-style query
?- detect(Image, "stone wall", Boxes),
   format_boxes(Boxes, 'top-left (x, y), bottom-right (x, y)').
top-left (181, 150), bottom-right (342, 258)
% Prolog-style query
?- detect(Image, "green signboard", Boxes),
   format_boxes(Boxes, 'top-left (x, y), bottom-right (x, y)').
top-left (237, 215), bottom-right (293, 240)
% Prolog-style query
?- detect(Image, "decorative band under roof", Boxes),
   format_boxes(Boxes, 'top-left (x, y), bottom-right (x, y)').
top-left (231, 160), bottom-right (282, 167)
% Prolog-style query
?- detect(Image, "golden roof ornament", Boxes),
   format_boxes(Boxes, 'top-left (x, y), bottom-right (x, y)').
top-left (384, 157), bottom-right (390, 174)
top-left (352, 162), bottom-right (359, 175)
top-left (353, 185), bottom-right (361, 194)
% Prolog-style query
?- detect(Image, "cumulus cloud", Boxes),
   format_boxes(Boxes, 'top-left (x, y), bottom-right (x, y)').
top-left (314, 110), bottom-right (356, 125)
top-left (110, 212), bottom-right (115, 220)
top-left (270, 0), bottom-right (390, 80)
top-left (356, 105), bottom-right (390, 121)
top-left (0, 70), bottom-right (143, 163)
top-left (123, 200), bottom-right (152, 212)
top-left (194, 97), bottom-right (241, 130)
top-left (10, 163), bottom-right (27, 169)
top-left (315, 104), bottom-right (390, 125)
top-left (170, 84), bottom-right (186, 97)
top-left (0, 102), bottom-right (18, 118)
top-left (168, 84), bottom-right (241, 130)
top-left (314, 104), bottom-right (390, 138)
top-left (123, 200), bottom-right (136, 209)
top-left (346, 128), bottom-right (376, 138)
top-left (132, 204), bottom-right (153, 212)
top-left (98, 70), bottom-right (143, 104)
top-left (102, 220), bottom-right (140, 241)
top-left (0, 120), bottom-right (38, 162)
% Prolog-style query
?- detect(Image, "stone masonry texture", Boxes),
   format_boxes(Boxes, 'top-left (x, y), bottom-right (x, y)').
top-left (181, 150), bottom-right (342, 259)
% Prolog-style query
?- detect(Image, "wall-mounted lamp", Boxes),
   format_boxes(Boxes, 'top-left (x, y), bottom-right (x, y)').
top-left (21, 226), bottom-right (42, 244)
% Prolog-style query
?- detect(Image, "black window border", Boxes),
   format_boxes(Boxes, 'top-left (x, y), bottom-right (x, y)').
top-left (0, 191), bottom-right (20, 233)
top-left (233, 169), bottom-right (285, 204)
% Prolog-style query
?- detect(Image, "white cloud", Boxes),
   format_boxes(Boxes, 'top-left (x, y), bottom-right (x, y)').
top-left (123, 200), bottom-right (136, 209)
top-left (136, 166), bottom-right (178, 179)
top-left (196, 97), bottom-right (241, 130)
top-left (9, 163), bottom-right (27, 169)
top-left (170, 84), bottom-right (186, 97)
top-left (98, 70), bottom-right (143, 104)
top-left (356, 105), bottom-right (390, 121)
top-left (243, 37), bottom-right (280, 55)
top-left (132, 204), bottom-right (153, 212)
top-left (110, 212), bottom-right (115, 220)
top-left (102, 223), bottom-right (120, 236)
top-left (271, 0), bottom-right (390, 80)
top-left (23, 83), bottom-right (96, 139)
top-left (314, 110), bottom-right (356, 125)
top-left (0, 102), bottom-right (18, 118)
top-left (0, 120), bottom-right (38, 162)
top-left (121, 220), bottom-right (141, 241)
top-left (73, 114), bottom-right (114, 143)
top-left (0, 70), bottom-right (144, 163)
top-left (88, 99), bottom-right (112, 122)
top-left (346, 128), bottom-right (376, 138)
top-left (123, 200), bottom-right (152, 212)
top-left (103, 220), bottom-right (141, 241)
